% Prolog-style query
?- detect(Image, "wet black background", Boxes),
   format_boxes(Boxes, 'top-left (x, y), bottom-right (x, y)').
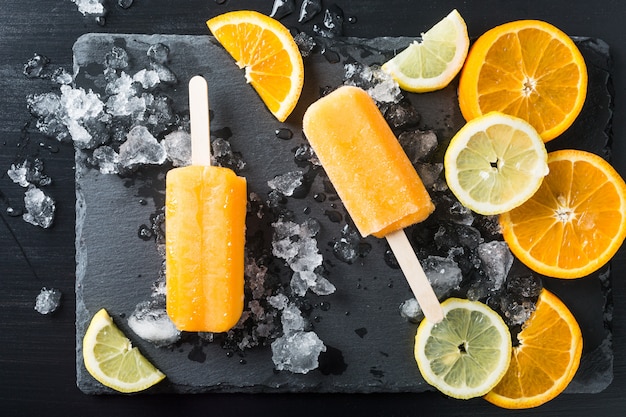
top-left (1, 0), bottom-right (625, 416)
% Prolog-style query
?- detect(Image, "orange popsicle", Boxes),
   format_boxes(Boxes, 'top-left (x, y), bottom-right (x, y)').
top-left (303, 86), bottom-right (434, 238)
top-left (303, 85), bottom-right (443, 323)
top-left (166, 76), bottom-right (247, 332)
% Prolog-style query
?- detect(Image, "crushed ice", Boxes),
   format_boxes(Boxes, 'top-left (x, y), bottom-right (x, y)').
top-left (35, 287), bottom-right (62, 314)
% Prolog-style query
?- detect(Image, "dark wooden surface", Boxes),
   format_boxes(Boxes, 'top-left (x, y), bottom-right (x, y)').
top-left (1, 0), bottom-right (625, 416)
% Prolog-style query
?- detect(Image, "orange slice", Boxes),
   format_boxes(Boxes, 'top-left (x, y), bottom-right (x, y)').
top-left (484, 289), bottom-right (582, 409)
top-left (458, 20), bottom-right (587, 142)
top-left (207, 11), bottom-right (304, 122)
top-left (500, 149), bottom-right (626, 278)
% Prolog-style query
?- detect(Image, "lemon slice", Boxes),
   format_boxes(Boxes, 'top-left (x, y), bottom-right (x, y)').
top-left (444, 112), bottom-right (549, 215)
top-left (381, 9), bottom-right (469, 92)
top-left (415, 298), bottom-right (512, 399)
top-left (83, 308), bottom-right (165, 393)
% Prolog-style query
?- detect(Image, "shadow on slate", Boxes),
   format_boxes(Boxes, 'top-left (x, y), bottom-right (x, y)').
top-left (74, 33), bottom-right (613, 394)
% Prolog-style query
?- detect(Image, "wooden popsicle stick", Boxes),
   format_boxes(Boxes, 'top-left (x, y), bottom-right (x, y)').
top-left (189, 75), bottom-right (212, 166)
top-left (386, 229), bottom-right (444, 324)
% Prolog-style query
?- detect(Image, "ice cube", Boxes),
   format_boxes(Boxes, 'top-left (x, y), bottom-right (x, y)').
top-left (299, 0), bottom-right (322, 23)
top-left (127, 300), bottom-right (181, 347)
top-left (344, 63), bottom-right (402, 105)
top-left (90, 145), bottom-right (120, 174)
top-left (133, 69), bottom-right (160, 89)
top-left (149, 61), bottom-right (177, 85)
top-left (270, 0), bottom-right (296, 19)
top-left (399, 298), bottom-right (420, 323)
top-left (398, 129), bottom-right (438, 163)
top-left (72, 0), bottom-right (105, 16)
top-left (332, 224), bottom-right (366, 264)
top-left (267, 170), bottom-right (304, 197)
top-left (212, 138), bottom-right (245, 172)
top-left (23, 53), bottom-right (49, 78)
top-left (268, 293), bottom-right (289, 310)
top-left (7, 158), bottom-right (51, 188)
top-left (162, 130), bottom-right (191, 167)
top-left (384, 99), bottom-right (421, 130)
top-left (34, 287), bottom-right (62, 315)
top-left (313, 5), bottom-right (344, 37)
top-left (291, 271), bottom-right (336, 296)
top-left (23, 186), bottom-right (55, 228)
top-left (147, 43), bottom-right (170, 64)
top-left (50, 67), bottom-right (73, 85)
top-left (271, 330), bottom-right (326, 374)
top-left (477, 241), bottom-right (514, 291)
top-left (118, 125), bottom-right (167, 169)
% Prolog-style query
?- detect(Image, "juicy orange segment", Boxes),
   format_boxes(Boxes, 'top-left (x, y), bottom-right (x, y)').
top-left (485, 289), bottom-right (583, 409)
top-left (500, 149), bottom-right (626, 278)
top-left (458, 20), bottom-right (587, 142)
top-left (207, 11), bottom-right (304, 122)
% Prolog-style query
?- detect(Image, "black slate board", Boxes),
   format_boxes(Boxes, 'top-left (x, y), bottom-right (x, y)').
top-left (74, 33), bottom-right (613, 394)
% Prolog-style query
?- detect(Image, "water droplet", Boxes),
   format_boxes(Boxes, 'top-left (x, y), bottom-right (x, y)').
top-left (348, 16), bottom-right (357, 24)
top-left (275, 127), bottom-right (293, 140)
top-left (324, 209), bottom-right (342, 223)
top-left (314, 193), bottom-right (326, 202)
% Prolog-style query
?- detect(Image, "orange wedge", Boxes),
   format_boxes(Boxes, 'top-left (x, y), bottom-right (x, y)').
top-left (207, 11), bottom-right (304, 122)
top-left (458, 20), bottom-right (587, 142)
top-left (500, 149), bottom-right (626, 278)
top-left (485, 289), bottom-right (582, 409)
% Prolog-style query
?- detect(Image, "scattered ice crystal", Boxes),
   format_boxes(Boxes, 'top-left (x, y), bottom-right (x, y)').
top-left (34, 287), bottom-right (62, 315)
top-left (399, 298), bottom-right (420, 323)
top-left (272, 218), bottom-right (334, 299)
top-left (212, 138), bottom-right (245, 172)
top-left (72, 0), bottom-right (105, 16)
top-left (128, 300), bottom-right (181, 347)
top-left (268, 293), bottom-right (289, 310)
top-left (118, 125), bottom-right (167, 168)
top-left (344, 63), bottom-right (402, 104)
top-left (332, 224), bottom-right (371, 264)
top-left (149, 61), bottom-right (177, 85)
top-left (270, 0), bottom-right (296, 19)
top-left (299, 0), bottom-right (322, 23)
top-left (271, 302), bottom-right (326, 374)
top-left (7, 159), bottom-right (51, 188)
top-left (163, 130), bottom-right (191, 167)
top-left (23, 186), bottom-right (55, 228)
top-left (267, 170), bottom-right (304, 196)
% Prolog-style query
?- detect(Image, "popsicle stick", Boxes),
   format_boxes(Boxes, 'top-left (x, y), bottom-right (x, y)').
top-left (386, 229), bottom-right (444, 324)
top-left (189, 75), bottom-right (212, 166)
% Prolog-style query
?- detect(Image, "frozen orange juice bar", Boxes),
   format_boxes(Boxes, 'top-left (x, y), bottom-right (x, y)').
top-left (303, 85), bottom-right (443, 323)
top-left (302, 85), bottom-right (435, 238)
top-left (166, 76), bottom-right (247, 332)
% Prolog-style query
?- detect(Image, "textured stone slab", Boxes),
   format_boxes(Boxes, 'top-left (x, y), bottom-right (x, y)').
top-left (74, 33), bottom-right (613, 394)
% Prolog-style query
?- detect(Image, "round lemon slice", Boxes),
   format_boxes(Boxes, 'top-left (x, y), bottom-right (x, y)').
top-left (381, 9), bottom-right (469, 92)
top-left (444, 112), bottom-right (549, 215)
top-left (83, 308), bottom-right (165, 393)
top-left (415, 298), bottom-right (512, 399)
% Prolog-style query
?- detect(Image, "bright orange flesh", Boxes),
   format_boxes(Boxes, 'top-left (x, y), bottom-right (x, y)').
top-left (485, 289), bottom-right (583, 409)
top-left (500, 149), bottom-right (626, 278)
top-left (207, 11), bottom-right (304, 122)
top-left (302, 86), bottom-right (435, 238)
top-left (458, 20), bottom-right (587, 142)
top-left (165, 165), bottom-right (247, 332)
